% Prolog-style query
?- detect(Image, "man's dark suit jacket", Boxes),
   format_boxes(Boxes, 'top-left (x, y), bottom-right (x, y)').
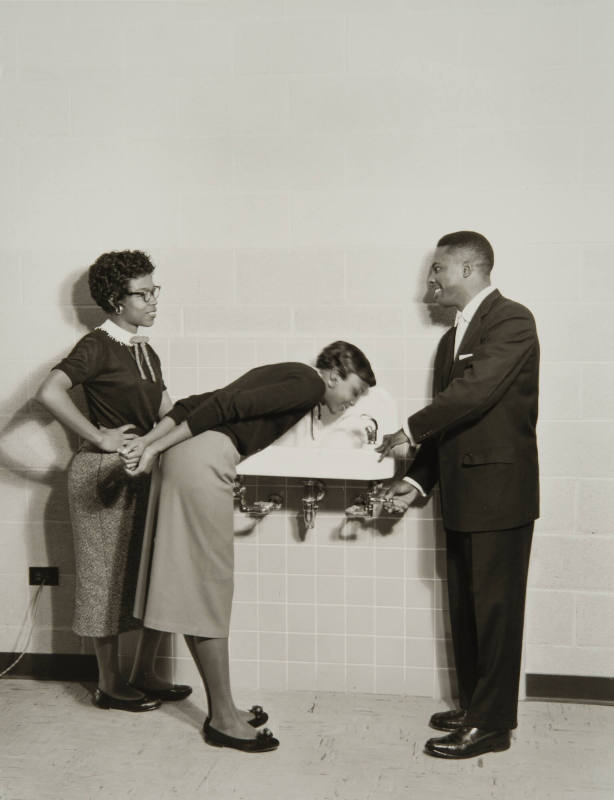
top-left (406, 289), bottom-right (539, 532)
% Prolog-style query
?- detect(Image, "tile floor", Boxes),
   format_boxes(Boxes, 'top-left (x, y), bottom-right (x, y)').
top-left (0, 679), bottom-right (612, 800)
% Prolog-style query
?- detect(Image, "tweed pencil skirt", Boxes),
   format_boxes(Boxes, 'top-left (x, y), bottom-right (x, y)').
top-left (68, 445), bottom-right (151, 637)
top-left (135, 431), bottom-right (241, 638)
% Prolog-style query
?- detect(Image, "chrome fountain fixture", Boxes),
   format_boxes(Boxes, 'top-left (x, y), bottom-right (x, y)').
top-left (302, 479), bottom-right (326, 529)
top-left (360, 414), bottom-right (378, 445)
top-left (233, 476), bottom-right (283, 516)
top-left (345, 480), bottom-right (405, 519)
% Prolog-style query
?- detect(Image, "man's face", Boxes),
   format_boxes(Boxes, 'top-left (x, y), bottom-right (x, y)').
top-left (323, 372), bottom-right (369, 415)
top-left (427, 246), bottom-right (467, 309)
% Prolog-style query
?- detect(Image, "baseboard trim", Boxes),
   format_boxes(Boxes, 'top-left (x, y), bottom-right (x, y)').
top-left (526, 673), bottom-right (614, 705)
top-left (0, 652), bottom-right (97, 681)
top-left (2, 656), bottom-right (612, 705)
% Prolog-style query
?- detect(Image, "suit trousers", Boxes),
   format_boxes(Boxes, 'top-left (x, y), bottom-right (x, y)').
top-left (445, 523), bottom-right (533, 730)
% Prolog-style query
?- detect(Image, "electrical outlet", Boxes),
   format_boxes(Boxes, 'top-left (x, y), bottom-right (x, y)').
top-left (29, 567), bottom-right (59, 586)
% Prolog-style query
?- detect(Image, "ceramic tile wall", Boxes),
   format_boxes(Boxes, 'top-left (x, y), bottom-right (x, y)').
top-left (1, 0), bottom-right (613, 692)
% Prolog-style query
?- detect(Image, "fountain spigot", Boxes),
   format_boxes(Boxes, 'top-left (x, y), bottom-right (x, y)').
top-left (233, 476), bottom-right (283, 516)
top-left (360, 414), bottom-right (378, 445)
top-left (345, 480), bottom-right (404, 519)
top-left (302, 479), bottom-right (326, 530)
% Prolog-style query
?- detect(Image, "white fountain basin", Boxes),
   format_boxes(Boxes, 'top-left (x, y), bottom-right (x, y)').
top-left (237, 445), bottom-right (394, 481)
top-left (236, 384), bottom-right (400, 481)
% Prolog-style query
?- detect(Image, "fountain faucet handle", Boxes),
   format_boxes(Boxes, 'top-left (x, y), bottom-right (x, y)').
top-left (360, 414), bottom-right (378, 445)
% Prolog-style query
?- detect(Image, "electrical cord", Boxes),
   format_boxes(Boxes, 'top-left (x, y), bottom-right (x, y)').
top-left (0, 579), bottom-right (46, 678)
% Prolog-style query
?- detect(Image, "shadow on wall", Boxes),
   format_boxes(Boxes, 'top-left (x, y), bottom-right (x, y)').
top-left (70, 269), bottom-right (105, 331)
top-left (0, 270), bottom-right (104, 665)
top-left (416, 248), bottom-right (457, 330)
top-left (420, 252), bottom-right (456, 697)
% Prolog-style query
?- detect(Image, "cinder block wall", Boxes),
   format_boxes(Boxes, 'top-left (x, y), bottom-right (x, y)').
top-left (1, 0), bottom-right (613, 694)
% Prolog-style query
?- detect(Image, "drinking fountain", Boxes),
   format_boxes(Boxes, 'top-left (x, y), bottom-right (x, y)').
top-left (234, 384), bottom-right (399, 535)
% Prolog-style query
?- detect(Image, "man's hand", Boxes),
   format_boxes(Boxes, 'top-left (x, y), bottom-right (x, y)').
top-left (124, 446), bottom-right (157, 476)
top-left (98, 424), bottom-right (136, 453)
top-left (381, 480), bottom-right (419, 513)
top-left (375, 428), bottom-right (410, 461)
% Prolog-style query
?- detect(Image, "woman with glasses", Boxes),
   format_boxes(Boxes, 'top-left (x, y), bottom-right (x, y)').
top-left (36, 250), bottom-right (191, 712)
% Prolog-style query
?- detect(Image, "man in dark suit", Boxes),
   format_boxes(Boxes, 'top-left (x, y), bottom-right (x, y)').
top-left (377, 231), bottom-right (539, 759)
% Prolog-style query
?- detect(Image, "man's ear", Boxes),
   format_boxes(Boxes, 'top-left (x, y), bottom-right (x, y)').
top-left (462, 261), bottom-right (472, 278)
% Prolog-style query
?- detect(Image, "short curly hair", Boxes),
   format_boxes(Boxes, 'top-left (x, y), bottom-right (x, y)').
top-left (316, 341), bottom-right (376, 387)
top-left (88, 250), bottom-right (155, 313)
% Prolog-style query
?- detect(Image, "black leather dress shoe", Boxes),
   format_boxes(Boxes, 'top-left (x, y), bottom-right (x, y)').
top-left (128, 683), bottom-right (192, 702)
top-left (425, 726), bottom-right (511, 759)
top-left (429, 708), bottom-right (467, 731)
top-left (202, 720), bottom-right (279, 753)
top-left (94, 688), bottom-right (161, 712)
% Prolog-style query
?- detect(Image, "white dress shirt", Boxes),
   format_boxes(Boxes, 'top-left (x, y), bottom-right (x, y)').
top-left (453, 284), bottom-right (496, 357)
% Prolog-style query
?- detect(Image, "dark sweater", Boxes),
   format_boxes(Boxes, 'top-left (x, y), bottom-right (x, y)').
top-left (166, 362), bottom-right (325, 456)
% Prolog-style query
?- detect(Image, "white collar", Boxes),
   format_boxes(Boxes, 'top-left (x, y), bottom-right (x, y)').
top-left (455, 285), bottom-right (496, 327)
top-left (97, 318), bottom-right (139, 346)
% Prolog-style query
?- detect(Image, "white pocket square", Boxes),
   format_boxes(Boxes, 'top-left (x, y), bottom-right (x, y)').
top-left (458, 353), bottom-right (473, 360)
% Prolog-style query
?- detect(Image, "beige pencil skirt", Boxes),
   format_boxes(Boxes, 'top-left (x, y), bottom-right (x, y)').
top-left (134, 431), bottom-right (241, 638)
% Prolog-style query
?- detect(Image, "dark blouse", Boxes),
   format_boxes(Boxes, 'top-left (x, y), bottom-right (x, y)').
top-left (53, 329), bottom-right (165, 436)
top-left (166, 362), bottom-right (325, 456)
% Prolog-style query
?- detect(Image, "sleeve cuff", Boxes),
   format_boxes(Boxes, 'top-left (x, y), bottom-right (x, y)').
top-left (402, 477), bottom-right (427, 498)
top-left (164, 407), bottom-right (186, 426)
top-left (402, 420), bottom-right (416, 447)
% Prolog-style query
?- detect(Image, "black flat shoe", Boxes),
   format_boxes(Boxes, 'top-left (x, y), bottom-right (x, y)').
top-left (202, 720), bottom-right (279, 752)
top-left (424, 726), bottom-right (511, 759)
top-left (128, 683), bottom-right (193, 702)
top-left (247, 704), bottom-right (268, 728)
top-left (205, 705), bottom-right (269, 729)
top-left (429, 708), bottom-right (467, 732)
top-left (93, 688), bottom-right (161, 712)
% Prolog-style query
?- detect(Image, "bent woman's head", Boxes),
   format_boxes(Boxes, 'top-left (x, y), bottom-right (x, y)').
top-left (89, 250), bottom-right (160, 330)
top-left (316, 341), bottom-right (376, 388)
top-left (315, 341), bottom-right (376, 414)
